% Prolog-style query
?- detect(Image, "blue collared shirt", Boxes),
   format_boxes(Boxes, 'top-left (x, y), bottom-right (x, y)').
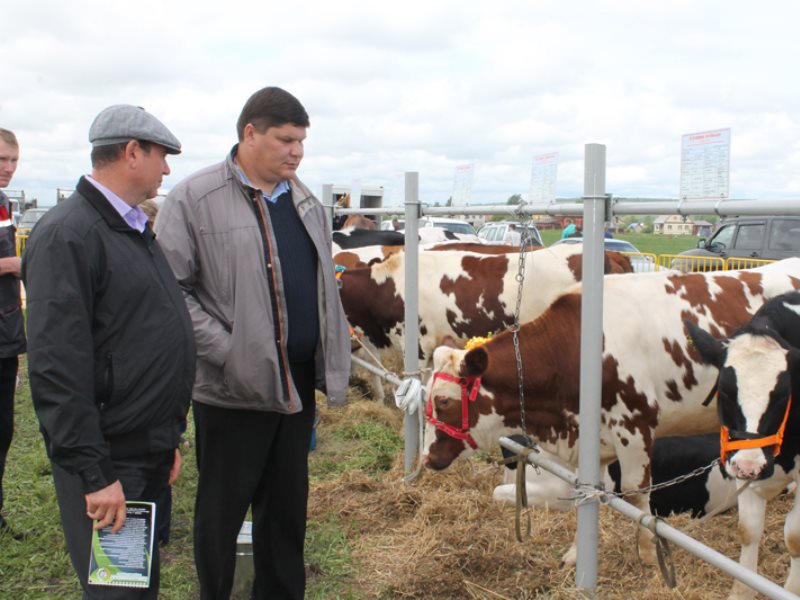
top-left (86, 176), bottom-right (149, 232)
top-left (233, 163), bottom-right (290, 204)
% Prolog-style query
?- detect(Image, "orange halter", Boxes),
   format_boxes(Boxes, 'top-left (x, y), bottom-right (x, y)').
top-left (720, 394), bottom-right (792, 464)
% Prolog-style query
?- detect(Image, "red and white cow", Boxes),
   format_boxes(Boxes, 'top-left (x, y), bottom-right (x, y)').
top-left (687, 291), bottom-right (800, 600)
top-left (338, 244), bottom-right (632, 400)
top-left (423, 259), bottom-right (800, 565)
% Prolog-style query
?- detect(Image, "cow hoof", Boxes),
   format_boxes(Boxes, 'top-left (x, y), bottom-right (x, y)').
top-left (560, 545), bottom-right (577, 567)
top-left (726, 581), bottom-right (757, 600)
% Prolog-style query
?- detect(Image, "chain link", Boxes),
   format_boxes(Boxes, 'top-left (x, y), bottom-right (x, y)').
top-left (605, 458), bottom-right (721, 499)
top-left (511, 204), bottom-right (534, 442)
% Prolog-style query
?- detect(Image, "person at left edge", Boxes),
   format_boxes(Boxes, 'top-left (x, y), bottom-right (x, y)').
top-left (21, 105), bottom-right (196, 599)
top-left (0, 128), bottom-right (27, 541)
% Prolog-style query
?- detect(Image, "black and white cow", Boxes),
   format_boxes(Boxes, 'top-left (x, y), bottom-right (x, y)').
top-left (495, 434), bottom-right (738, 518)
top-left (687, 290), bottom-right (800, 600)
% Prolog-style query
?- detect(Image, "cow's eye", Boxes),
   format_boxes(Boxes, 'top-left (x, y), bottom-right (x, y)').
top-left (436, 396), bottom-right (450, 409)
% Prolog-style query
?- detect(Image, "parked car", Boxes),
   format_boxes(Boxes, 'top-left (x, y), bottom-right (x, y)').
top-left (380, 219), bottom-right (404, 231)
top-left (551, 237), bottom-right (655, 272)
top-left (16, 207), bottom-right (49, 236)
top-left (673, 215), bottom-right (800, 271)
top-left (477, 221), bottom-right (543, 246)
top-left (418, 217), bottom-right (477, 236)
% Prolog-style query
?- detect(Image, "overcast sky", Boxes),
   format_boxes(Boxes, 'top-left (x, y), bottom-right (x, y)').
top-left (3, 1), bottom-right (800, 208)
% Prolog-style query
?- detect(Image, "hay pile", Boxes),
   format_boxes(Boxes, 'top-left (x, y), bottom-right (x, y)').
top-left (310, 399), bottom-right (795, 599)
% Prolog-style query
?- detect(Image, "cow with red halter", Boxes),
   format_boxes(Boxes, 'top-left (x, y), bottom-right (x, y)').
top-left (686, 290), bottom-right (800, 600)
top-left (338, 244), bottom-right (633, 402)
top-left (423, 259), bottom-right (800, 567)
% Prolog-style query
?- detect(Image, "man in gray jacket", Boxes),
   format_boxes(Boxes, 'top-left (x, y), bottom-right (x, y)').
top-left (156, 86), bottom-right (351, 600)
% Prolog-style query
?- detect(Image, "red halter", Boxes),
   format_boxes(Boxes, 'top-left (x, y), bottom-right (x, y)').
top-left (720, 394), bottom-right (792, 464)
top-left (426, 372), bottom-right (482, 449)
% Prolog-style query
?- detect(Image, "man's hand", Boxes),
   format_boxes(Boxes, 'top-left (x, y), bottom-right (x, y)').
top-left (0, 256), bottom-right (21, 278)
top-left (168, 448), bottom-right (182, 485)
top-left (85, 480), bottom-right (126, 533)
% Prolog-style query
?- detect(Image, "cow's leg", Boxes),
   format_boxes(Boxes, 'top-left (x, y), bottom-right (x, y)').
top-left (728, 484), bottom-right (766, 600)
top-left (615, 441), bottom-right (658, 565)
top-left (782, 485), bottom-right (800, 595)
top-left (352, 343), bottom-right (386, 403)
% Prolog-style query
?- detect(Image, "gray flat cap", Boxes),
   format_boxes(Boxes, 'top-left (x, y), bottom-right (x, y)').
top-left (89, 104), bottom-right (182, 154)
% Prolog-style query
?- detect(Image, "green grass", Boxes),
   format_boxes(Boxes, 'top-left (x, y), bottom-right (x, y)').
top-left (2, 360), bottom-right (400, 599)
top-left (538, 228), bottom-right (700, 255)
top-left (1, 359), bottom-right (200, 599)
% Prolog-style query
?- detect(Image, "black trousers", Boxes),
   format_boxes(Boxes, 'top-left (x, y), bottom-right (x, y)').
top-left (0, 355), bottom-right (19, 513)
top-left (193, 361), bottom-right (316, 600)
top-left (51, 450), bottom-right (173, 599)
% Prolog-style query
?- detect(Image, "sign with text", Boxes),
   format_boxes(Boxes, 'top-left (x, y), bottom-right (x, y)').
top-left (451, 163), bottom-right (474, 206)
top-left (529, 152), bottom-right (558, 203)
top-left (679, 128), bottom-right (731, 200)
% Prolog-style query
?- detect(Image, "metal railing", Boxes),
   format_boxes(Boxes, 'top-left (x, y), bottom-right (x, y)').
top-left (325, 164), bottom-right (800, 598)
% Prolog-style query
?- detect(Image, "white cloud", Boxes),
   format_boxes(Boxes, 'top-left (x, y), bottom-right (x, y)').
top-left (3, 0), bottom-right (800, 206)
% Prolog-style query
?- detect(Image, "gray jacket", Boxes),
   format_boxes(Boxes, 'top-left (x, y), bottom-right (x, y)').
top-left (155, 151), bottom-right (351, 413)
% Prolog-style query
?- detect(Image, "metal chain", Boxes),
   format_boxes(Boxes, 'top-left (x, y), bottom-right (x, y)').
top-left (511, 204), bottom-right (534, 443)
top-left (605, 458), bottom-right (721, 499)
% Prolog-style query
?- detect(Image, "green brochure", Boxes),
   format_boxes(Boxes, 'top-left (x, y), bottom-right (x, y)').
top-left (88, 501), bottom-right (155, 588)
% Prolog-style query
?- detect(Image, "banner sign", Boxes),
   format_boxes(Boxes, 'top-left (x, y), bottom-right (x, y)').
top-left (451, 163), bottom-right (474, 206)
top-left (529, 152), bottom-right (558, 203)
top-left (679, 128), bottom-right (731, 200)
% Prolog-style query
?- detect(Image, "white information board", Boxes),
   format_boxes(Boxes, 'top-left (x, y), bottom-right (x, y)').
top-left (679, 128), bottom-right (731, 200)
top-left (451, 163), bottom-right (474, 206)
top-left (529, 152), bottom-right (558, 203)
top-left (349, 179), bottom-right (362, 208)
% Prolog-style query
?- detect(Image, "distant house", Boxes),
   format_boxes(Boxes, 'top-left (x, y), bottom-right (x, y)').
top-left (653, 215), bottom-right (695, 236)
top-left (692, 220), bottom-right (714, 237)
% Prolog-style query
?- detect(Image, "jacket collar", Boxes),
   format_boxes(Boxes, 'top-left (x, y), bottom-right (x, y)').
top-left (76, 176), bottom-right (153, 238)
top-left (225, 145), bottom-right (316, 216)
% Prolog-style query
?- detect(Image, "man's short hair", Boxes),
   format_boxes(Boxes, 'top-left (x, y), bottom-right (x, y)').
top-left (91, 140), bottom-right (152, 169)
top-left (0, 128), bottom-right (18, 148)
top-left (236, 87), bottom-right (310, 140)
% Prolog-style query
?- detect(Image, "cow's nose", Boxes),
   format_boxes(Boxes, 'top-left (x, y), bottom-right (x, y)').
top-left (732, 458), bottom-right (763, 480)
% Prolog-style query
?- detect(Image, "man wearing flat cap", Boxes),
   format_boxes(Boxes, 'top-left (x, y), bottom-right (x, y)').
top-left (22, 105), bottom-right (195, 599)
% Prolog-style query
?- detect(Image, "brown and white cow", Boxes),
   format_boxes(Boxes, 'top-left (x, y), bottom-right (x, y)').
top-left (338, 244), bottom-right (632, 400)
top-left (423, 259), bottom-right (800, 565)
top-left (687, 291), bottom-right (800, 600)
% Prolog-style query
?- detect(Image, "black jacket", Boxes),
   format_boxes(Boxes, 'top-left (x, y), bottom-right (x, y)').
top-left (0, 192), bottom-right (25, 358)
top-left (22, 177), bottom-right (196, 493)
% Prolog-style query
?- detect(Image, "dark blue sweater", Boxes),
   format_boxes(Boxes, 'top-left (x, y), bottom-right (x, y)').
top-left (267, 190), bottom-right (319, 363)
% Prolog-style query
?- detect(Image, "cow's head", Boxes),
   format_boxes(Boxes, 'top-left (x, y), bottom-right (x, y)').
top-left (423, 343), bottom-right (495, 471)
top-left (686, 319), bottom-right (799, 480)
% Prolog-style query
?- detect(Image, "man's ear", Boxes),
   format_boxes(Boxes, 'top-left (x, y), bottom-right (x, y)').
top-left (463, 347), bottom-right (488, 377)
top-left (684, 318), bottom-right (726, 367)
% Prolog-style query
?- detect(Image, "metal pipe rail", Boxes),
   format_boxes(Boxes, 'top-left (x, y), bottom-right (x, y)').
top-left (328, 198), bottom-right (800, 219)
top-left (498, 436), bottom-right (799, 600)
top-left (349, 354), bottom-right (404, 388)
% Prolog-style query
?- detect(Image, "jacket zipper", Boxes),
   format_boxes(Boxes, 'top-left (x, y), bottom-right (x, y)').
top-left (249, 190), bottom-right (295, 410)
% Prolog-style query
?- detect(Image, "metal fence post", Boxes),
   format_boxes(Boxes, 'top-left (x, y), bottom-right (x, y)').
top-left (576, 144), bottom-right (606, 596)
top-left (403, 172), bottom-right (421, 473)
